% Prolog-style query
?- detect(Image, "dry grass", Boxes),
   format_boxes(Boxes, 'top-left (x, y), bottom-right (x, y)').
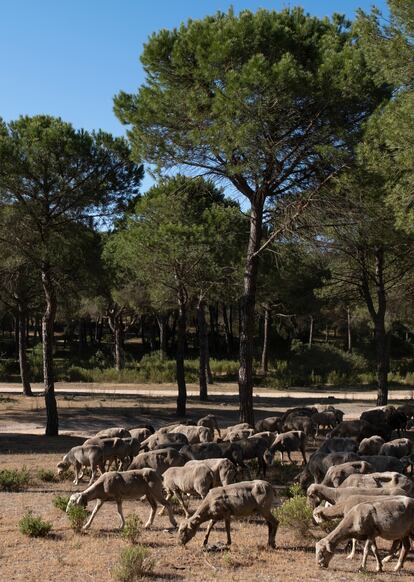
top-left (1, 394), bottom-right (414, 580)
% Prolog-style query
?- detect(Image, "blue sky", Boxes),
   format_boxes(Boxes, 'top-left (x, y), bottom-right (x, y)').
top-left (1, 0), bottom-right (388, 191)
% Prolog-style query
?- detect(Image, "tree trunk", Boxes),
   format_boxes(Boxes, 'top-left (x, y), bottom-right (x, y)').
top-left (41, 264), bottom-right (58, 435)
top-left (156, 313), bottom-right (167, 360)
top-left (308, 315), bottom-right (314, 348)
top-left (239, 200), bottom-right (263, 425)
top-left (260, 305), bottom-right (270, 375)
top-left (222, 303), bottom-right (231, 356)
top-left (347, 307), bottom-right (352, 353)
top-left (176, 291), bottom-right (187, 417)
top-left (114, 324), bottom-right (124, 371)
top-left (197, 301), bottom-right (208, 401)
top-left (375, 317), bottom-right (389, 406)
top-left (17, 303), bottom-right (32, 396)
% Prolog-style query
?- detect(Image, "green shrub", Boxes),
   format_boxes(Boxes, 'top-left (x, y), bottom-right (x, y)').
top-left (122, 513), bottom-right (142, 545)
top-left (19, 511), bottom-right (52, 537)
top-left (0, 467), bottom-right (31, 491)
top-left (274, 491), bottom-right (314, 537)
top-left (37, 468), bottom-right (58, 483)
top-left (114, 545), bottom-right (154, 581)
top-left (53, 494), bottom-right (70, 512)
top-left (66, 504), bottom-right (89, 532)
top-left (57, 467), bottom-right (74, 481)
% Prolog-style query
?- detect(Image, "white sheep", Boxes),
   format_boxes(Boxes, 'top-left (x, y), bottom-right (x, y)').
top-left (66, 468), bottom-right (177, 530)
top-left (162, 463), bottom-right (215, 517)
top-left (185, 458), bottom-right (237, 487)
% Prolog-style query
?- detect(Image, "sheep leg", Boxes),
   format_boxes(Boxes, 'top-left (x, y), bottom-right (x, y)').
top-left (116, 500), bottom-right (125, 529)
top-left (394, 537), bottom-right (410, 572)
top-left (225, 518), bottom-right (232, 545)
top-left (347, 538), bottom-right (357, 560)
top-left (301, 447), bottom-right (307, 465)
top-left (382, 540), bottom-right (401, 563)
top-left (83, 499), bottom-right (104, 530)
top-left (175, 491), bottom-right (191, 518)
top-left (89, 464), bottom-right (97, 485)
top-left (369, 540), bottom-right (382, 573)
top-left (287, 451), bottom-right (294, 464)
top-left (156, 493), bottom-right (177, 528)
top-left (158, 492), bottom-right (170, 516)
top-left (280, 451), bottom-right (284, 465)
top-left (73, 461), bottom-right (81, 485)
top-left (203, 519), bottom-right (217, 547)
top-left (261, 510), bottom-right (278, 548)
top-left (359, 539), bottom-right (370, 570)
top-left (144, 496), bottom-right (157, 529)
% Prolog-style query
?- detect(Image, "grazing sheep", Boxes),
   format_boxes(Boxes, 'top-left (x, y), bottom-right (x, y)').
top-left (379, 438), bottom-right (413, 459)
top-left (163, 464), bottom-right (215, 516)
top-left (67, 468), bottom-right (176, 530)
top-left (129, 427), bottom-right (153, 442)
top-left (170, 425), bottom-right (213, 444)
top-left (266, 430), bottom-right (307, 465)
top-left (232, 436), bottom-right (270, 477)
top-left (179, 442), bottom-right (245, 468)
top-left (306, 483), bottom-right (409, 508)
top-left (281, 407), bottom-right (318, 421)
top-left (361, 407), bottom-right (407, 438)
top-left (315, 497), bottom-right (414, 571)
top-left (282, 415), bottom-right (315, 439)
top-left (311, 412), bottom-right (338, 436)
top-left (322, 461), bottom-right (374, 488)
top-left (225, 428), bottom-right (255, 441)
top-left (178, 480), bottom-right (278, 548)
top-left (317, 438), bottom-right (358, 455)
top-left (255, 416), bottom-right (282, 433)
top-left (397, 402), bottom-right (414, 420)
top-left (140, 432), bottom-right (189, 451)
top-left (298, 452), bottom-right (360, 488)
top-left (197, 414), bottom-right (221, 437)
top-left (329, 420), bottom-right (391, 442)
top-left (83, 437), bottom-right (141, 470)
top-left (185, 458), bottom-right (237, 487)
top-left (128, 448), bottom-right (187, 474)
top-left (57, 445), bottom-right (106, 484)
top-left (339, 471), bottom-right (414, 495)
top-left (250, 432), bottom-right (276, 447)
top-left (94, 427), bottom-right (131, 439)
top-left (358, 436), bottom-right (385, 456)
top-left (360, 454), bottom-right (407, 474)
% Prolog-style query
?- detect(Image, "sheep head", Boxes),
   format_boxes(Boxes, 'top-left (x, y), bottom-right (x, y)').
top-left (56, 460), bottom-right (69, 475)
top-left (178, 519), bottom-right (197, 545)
top-left (66, 492), bottom-right (85, 512)
top-left (315, 539), bottom-right (334, 568)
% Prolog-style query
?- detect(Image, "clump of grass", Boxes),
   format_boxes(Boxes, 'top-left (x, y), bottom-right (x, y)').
top-left (53, 494), bottom-right (70, 512)
top-left (57, 468), bottom-right (74, 481)
top-left (122, 513), bottom-right (143, 545)
top-left (37, 468), bottom-right (58, 483)
top-left (274, 488), bottom-right (314, 538)
top-left (19, 511), bottom-right (52, 537)
top-left (0, 467), bottom-right (31, 491)
top-left (66, 504), bottom-right (89, 532)
top-left (285, 483), bottom-right (303, 498)
top-left (114, 545), bottom-right (154, 581)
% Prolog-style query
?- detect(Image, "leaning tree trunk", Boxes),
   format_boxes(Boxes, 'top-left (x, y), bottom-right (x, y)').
top-left (347, 307), bottom-right (352, 353)
top-left (197, 300), bottom-right (208, 401)
top-left (239, 200), bottom-right (263, 425)
top-left (176, 290), bottom-right (187, 417)
top-left (222, 303), bottom-right (232, 356)
top-left (41, 264), bottom-right (58, 435)
top-left (375, 316), bottom-right (389, 406)
top-left (114, 323), bottom-right (124, 371)
top-left (17, 302), bottom-right (32, 396)
top-left (308, 315), bottom-right (314, 348)
top-left (260, 305), bottom-right (270, 375)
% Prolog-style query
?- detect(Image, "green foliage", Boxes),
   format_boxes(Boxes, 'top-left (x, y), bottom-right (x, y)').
top-left (274, 490), bottom-right (314, 537)
top-left (0, 467), bottom-right (31, 491)
top-left (114, 545), bottom-right (154, 581)
top-left (18, 511), bottom-right (52, 537)
top-left (66, 504), bottom-right (89, 532)
top-left (122, 514), bottom-right (143, 545)
top-left (52, 495), bottom-right (70, 512)
top-left (37, 468), bottom-right (58, 483)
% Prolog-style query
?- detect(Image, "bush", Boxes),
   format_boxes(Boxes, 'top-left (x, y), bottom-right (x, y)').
top-left (0, 467), bottom-right (31, 491)
top-left (53, 494), bottom-right (70, 512)
top-left (37, 468), bottom-right (58, 483)
top-left (66, 504), bottom-right (89, 532)
top-left (19, 511), bottom-right (52, 537)
top-left (114, 545), bottom-right (154, 581)
top-left (122, 513), bottom-right (143, 545)
top-left (274, 490), bottom-right (314, 537)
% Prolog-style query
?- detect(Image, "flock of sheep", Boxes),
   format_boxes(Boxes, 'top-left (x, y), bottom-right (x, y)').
top-left (55, 403), bottom-right (414, 573)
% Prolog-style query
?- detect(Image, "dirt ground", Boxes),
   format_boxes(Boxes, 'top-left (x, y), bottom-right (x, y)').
top-left (1, 392), bottom-right (414, 581)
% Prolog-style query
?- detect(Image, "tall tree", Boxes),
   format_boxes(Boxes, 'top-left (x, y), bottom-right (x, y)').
top-left (114, 8), bottom-right (386, 423)
top-left (0, 115), bottom-right (143, 434)
top-left (106, 175), bottom-right (243, 415)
